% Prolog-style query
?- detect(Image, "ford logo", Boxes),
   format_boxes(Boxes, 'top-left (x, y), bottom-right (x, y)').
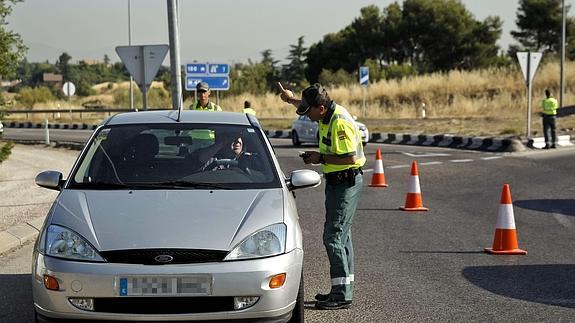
top-left (154, 255), bottom-right (174, 263)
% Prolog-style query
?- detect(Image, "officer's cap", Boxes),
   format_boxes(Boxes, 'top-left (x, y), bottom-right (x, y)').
top-left (296, 83), bottom-right (327, 115)
top-left (196, 82), bottom-right (210, 92)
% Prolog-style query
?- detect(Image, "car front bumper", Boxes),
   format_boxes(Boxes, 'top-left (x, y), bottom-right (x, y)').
top-left (32, 248), bottom-right (303, 321)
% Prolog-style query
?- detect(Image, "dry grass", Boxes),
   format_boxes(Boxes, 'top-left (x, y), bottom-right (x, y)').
top-left (4, 60), bottom-right (575, 137)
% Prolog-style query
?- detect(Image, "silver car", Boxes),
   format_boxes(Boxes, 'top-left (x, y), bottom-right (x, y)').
top-left (32, 110), bottom-right (321, 322)
top-left (291, 115), bottom-right (369, 146)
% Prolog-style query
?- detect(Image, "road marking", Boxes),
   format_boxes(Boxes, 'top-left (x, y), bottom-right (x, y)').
top-left (553, 213), bottom-right (574, 228)
top-left (449, 159), bottom-right (473, 163)
top-left (481, 156), bottom-right (504, 160)
top-left (419, 161), bottom-right (443, 166)
top-left (388, 165), bottom-right (411, 169)
top-left (401, 152), bottom-right (451, 157)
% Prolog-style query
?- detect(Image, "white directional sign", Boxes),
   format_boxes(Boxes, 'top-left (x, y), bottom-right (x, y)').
top-left (359, 66), bottom-right (369, 86)
top-left (116, 45), bottom-right (169, 88)
top-left (516, 51), bottom-right (542, 84)
top-left (62, 82), bottom-right (76, 97)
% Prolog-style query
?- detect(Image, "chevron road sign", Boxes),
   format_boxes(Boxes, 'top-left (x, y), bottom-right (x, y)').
top-left (359, 66), bottom-right (369, 86)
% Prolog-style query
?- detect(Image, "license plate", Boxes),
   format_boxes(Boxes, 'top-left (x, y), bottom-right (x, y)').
top-left (119, 275), bottom-right (212, 296)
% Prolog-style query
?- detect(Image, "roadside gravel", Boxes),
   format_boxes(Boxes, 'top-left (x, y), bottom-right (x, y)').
top-left (0, 144), bottom-right (78, 232)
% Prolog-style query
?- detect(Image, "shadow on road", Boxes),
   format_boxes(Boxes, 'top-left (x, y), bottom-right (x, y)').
top-left (463, 264), bottom-right (575, 309)
top-left (0, 274), bottom-right (34, 322)
top-left (514, 199), bottom-right (575, 216)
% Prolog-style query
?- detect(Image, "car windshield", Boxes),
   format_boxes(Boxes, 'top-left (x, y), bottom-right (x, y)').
top-left (69, 123), bottom-right (281, 190)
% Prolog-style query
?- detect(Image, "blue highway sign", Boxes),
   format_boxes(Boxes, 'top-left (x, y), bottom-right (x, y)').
top-left (186, 63), bottom-right (207, 74)
top-left (186, 76), bottom-right (230, 91)
top-left (208, 63), bottom-right (229, 75)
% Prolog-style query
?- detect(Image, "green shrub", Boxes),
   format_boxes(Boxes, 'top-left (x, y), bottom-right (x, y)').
top-left (16, 86), bottom-right (56, 108)
top-left (112, 86), bottom-right (171, 108)
top-left (0, 141), bottom-right (14, 164)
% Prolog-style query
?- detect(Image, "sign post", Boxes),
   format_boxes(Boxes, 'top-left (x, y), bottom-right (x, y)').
top-left (62, 81), bottom-right (76, 121)
top-left (116, 45), bottom-right (169, 110)
top-left (516, 51), bottom-right (542, 137)
top-left (359, 66), bottom-right (369, 117)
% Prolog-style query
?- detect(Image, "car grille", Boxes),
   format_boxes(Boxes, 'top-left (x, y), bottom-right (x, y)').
top-left (100, 249), bottom-right (228, 265)
top-left (94, 297), bottom-right (234, 314)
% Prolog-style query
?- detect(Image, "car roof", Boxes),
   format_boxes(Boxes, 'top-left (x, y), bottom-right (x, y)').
top-left (104, 110), bottom-right (253, 126)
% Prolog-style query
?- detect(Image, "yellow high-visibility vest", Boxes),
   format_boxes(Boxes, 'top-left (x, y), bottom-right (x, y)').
top-left (318, 103), bottom-right (365, 174)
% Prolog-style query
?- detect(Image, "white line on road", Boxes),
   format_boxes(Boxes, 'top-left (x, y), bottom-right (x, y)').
top-left (419, 161), bottom-right (443, 166)
top-left (449, 159), bottom-right (473, 163)
top-left (481, 156), bottom-right (504, 160)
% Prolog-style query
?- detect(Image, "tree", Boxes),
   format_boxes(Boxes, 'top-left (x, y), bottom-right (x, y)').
top-left (511, 0), bottom-right (570, 53)
top-left (57, 52), bottom-right (72, 80)
top-left (0, 0), bottom-right (26, 79)
top-left (281, 36), bottom-right (308, 90)
top-left (401, 0), bottom-right (501, 72)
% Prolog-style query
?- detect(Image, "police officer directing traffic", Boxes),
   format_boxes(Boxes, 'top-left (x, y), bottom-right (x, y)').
top-left (190, 81), bottom-right (223, 111)
top-left (278, 82), bottom-right (365, 310)
top-left (541, 89), bottom-right (558, 149)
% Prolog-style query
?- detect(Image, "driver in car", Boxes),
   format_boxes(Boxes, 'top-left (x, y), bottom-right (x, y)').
top-left (199, 136), bottom-right (244, 171)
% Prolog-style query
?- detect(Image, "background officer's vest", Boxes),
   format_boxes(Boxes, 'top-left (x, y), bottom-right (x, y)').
top-left (542, 97), bottom-right (558, 116)
top-left (191, 101), bottom-right (221, 140)
top-left (191, 101), bottom-right (222, 111)
top-left (243, 108), bottom-right (256, 116)
top-left (319, 104), bottom-right (366, 174)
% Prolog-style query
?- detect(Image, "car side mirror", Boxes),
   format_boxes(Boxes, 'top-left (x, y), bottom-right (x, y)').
top-left (287, 169), bottom-right (321, 191)
top-left (35, 171), bottom-right (64, 191)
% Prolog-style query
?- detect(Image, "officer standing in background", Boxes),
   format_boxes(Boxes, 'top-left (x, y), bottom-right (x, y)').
top-left (243, 100), bottom-right (256, 116)
top-left (190, 82), bottom-right (223, 111)
top-left (278, 82), bottom-right (365, 310)
top-left (541, 89), bottom-right (558, 149)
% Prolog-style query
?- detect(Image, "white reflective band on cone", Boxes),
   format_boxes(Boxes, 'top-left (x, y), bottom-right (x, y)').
top-left (495, 204), bottom-right (516, 229)
top-left (374, 161), bottom-right (384, 173)
top-left (349, 274), bottom-right (354, 282)
top-left (331, 277), bottom-right (351, 285)
top-left (408, 175), bottom-right (421, 193)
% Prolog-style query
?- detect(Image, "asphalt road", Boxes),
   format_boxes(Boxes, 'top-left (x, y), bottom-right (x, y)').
top-left (1, 134), bottom-right (575, 322)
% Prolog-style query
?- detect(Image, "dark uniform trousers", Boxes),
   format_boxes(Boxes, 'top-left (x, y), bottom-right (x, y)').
top-left (323, 169), bottom-right (363, 301)
top-left (543, 114), bottom-right (557, 147)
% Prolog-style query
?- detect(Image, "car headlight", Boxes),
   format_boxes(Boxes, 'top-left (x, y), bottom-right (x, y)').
top-left (45, 225), bottom-right (105, 262)
top-left (224, 223), bottom-right (286, 261)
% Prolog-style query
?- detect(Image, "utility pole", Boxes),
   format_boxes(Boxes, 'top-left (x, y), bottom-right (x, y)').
top-left (167, 0), bottom-right (183, 111)
top-left (128, 0), bottom-right (134, 111)
top-left (560, 0), bottom-right (566, 108)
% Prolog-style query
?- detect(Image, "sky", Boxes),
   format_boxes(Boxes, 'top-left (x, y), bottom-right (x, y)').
top-left (7, 0), bottom-right (575, 66)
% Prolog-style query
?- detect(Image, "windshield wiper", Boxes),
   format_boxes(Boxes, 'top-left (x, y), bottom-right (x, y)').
top-left (70, 181), bottom-right (133, 190)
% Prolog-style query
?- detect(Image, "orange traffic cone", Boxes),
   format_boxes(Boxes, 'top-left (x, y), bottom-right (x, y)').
top-left (484, 184), bottom-right (527, 255)
top-left (369, 148), bottom-right (388, 187)
top-left (399, 161), bottom-right (429, 211)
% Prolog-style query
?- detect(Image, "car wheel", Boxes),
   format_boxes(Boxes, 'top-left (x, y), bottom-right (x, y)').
top-left (362, 141), bottom-right (367, 147)
top-left (291, 130), bottom-right (301, 146)
top-left (288, 271), bottom-right (304, 323)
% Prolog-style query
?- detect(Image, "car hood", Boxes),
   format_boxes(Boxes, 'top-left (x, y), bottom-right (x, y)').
top-left (49, 189), bottom-right (284, 251)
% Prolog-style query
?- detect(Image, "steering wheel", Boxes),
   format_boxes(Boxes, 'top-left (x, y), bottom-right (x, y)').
top-left (214, 159), bottom-right (252, 176)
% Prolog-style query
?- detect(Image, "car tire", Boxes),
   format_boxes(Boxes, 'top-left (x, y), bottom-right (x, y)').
top-left (291, 130), bottom-right (301, 146)
top-left (288, 271), bottom-right (304, 323)
top-left (362, 141), bottom-right (368, 147)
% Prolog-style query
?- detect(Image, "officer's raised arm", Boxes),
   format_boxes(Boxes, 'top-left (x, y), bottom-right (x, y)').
top-left (277, 82), bottom-right (301, 108)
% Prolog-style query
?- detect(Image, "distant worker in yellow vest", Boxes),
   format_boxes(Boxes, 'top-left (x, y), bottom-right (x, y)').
top-left (243, 100), bottom-right (256, 116)
top-left (541, 89), bottom-right (558, 149)
top-left (279, 82), bottom-right (365, 310)
top-left (190, 82), bottom-right (222, 111)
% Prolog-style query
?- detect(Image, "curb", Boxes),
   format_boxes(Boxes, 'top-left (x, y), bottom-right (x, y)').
top-left (0, 218), bottom-right (44, 255)
top-left (264, 130), bottom-right (525, 152)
